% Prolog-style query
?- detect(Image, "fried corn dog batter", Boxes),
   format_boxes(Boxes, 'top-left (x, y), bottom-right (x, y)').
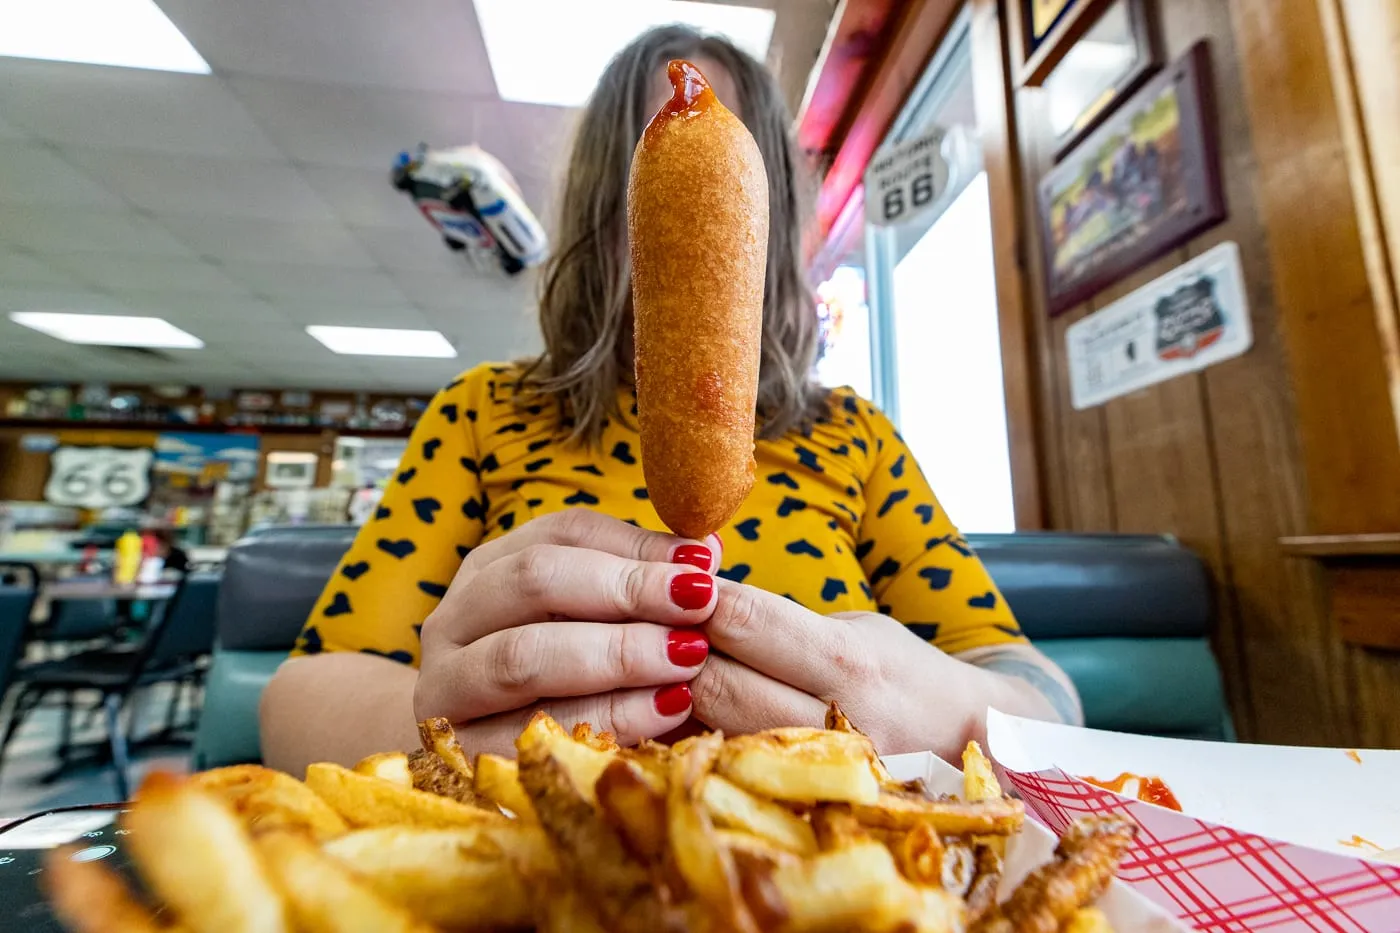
top-left (628, 60), bottom-right (768, 539)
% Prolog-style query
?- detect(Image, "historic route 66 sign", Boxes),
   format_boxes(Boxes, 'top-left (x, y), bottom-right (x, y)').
top-left (44, 446), bottom-right (153, 509)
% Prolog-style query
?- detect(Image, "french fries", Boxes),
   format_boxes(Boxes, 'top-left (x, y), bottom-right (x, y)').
top-left (44, 704), bottom-right (1135, 933)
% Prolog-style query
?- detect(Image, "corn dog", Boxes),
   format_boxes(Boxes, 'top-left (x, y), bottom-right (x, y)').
top-left (628, 59), bottom-right (768, 539)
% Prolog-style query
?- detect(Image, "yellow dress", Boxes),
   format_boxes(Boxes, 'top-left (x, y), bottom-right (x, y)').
top-left (294, 363), bottom-right (1027, 663)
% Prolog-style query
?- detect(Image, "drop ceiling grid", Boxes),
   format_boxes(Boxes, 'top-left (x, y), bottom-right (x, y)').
top-left (0, 0), bottom-right (827, 390)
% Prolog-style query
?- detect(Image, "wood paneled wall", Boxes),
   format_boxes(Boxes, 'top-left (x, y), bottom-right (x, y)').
top-left (1000, 0), bottom-right (1400, 746)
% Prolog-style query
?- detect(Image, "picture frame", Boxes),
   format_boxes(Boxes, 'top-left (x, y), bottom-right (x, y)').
top-left (1037, 41), bottom-right (1225, 316)
top-left (1043, 0), bottom-right (1161, 161)
top-left (1012, 0), bottom-right (1149, 88)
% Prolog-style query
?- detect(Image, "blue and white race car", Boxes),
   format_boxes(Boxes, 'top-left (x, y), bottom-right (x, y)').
top-left (392, 144), bottom-right (548, 276)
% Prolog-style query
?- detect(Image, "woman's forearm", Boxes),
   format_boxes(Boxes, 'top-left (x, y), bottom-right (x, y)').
top-left (259, 653), bottom-right (422, 776)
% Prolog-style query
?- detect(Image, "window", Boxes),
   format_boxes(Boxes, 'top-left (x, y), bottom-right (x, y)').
top-left (865, 8), bottom-right (1016, 532)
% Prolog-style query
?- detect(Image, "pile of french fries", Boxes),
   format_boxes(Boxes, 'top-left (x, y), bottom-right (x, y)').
top-left (44, 703), bottom-right (1136, 933)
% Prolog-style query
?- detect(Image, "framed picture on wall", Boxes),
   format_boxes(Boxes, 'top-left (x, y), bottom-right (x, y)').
top-left (1014, 0), bottom-right (1155, 89)
top-left (1042, 0), bottom-right (1160, 160)
top-left (1037, 41), bottom-right (1225, 316)
top-left (1024, 0), bottom-right (1083, 56)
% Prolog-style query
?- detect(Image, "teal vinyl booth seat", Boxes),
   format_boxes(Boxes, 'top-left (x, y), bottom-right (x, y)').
top-left (193, 527), bottom-right (1231, 768)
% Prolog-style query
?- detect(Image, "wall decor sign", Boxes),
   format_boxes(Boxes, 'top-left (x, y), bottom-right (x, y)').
top-left (44, 446), bottom-right (154, 509)
top-left (1042, 0), bottom-right (1160, 160)
top-left (1066, 240), bottom-right (1251, 409)
top-left (862, 128), bottom-right (950, 227)
top-left (1025, 0), bottom-right (1084, 55)
top-left (1039, 41), bottom-right (1224, 315)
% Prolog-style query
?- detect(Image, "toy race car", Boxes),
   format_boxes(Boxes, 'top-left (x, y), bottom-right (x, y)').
top-left (391, 144), bottom-right (548, 276)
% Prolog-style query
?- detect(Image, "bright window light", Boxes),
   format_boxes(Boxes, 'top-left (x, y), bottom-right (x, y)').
top-left (0, 0), bottom-right (210, 73)
top-left (10, 312), bottom-right (204, 348)
top-left (307, 326), bottom-right (457, 358)
top-left (474, 0), bottom-right (776, 107)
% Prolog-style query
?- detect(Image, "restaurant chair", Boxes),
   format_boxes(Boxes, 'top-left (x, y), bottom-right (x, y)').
top-left (0, 564), bottom-right (39, 724)
top-left (0, 569), bottom-right (220, 800)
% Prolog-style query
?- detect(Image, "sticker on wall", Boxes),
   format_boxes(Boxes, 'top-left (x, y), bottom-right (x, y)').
top-left (1066, 240), bottom-right (1251, 409)
top-left (44, 446), bottom-right (154, 509)
top-left (863, 128), bottom-right (950, 227)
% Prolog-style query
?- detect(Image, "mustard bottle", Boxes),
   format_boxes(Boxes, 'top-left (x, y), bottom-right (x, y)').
top-left (113, 530), bottom-right (143, 585)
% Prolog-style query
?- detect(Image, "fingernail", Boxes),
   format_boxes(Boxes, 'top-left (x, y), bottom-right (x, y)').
top-left (666, 630), bottom-right (709, 667)
top-left (654, 683), bottom-right (692, 717)
top-left (669, 572), bottom-right (714, 610)
top-left (671, 544), bottom-right (713, 571)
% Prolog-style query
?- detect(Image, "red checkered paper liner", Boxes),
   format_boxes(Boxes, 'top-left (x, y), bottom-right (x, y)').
top-left (1004, 766), bottom-right (1400, 932)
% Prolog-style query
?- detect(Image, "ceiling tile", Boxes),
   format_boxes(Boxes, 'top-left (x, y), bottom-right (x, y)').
top-left (0, 250), bottom-right (77, 287)
top-left (299, 165), bottom-right (424, 228)
top-left (350, 222), bottom-right (472, 274)
top-left (51, 256), bottom-right (250, 295)
top-left (0, 111), bottom-right (30, 140)
top-left (389, 267), bottom-right (534, 314)
top-left (226, 75), bottom-right (479, 171)
top-left (0, 206), bottom-right (197, 257)
top-left (105, 293), bottom-right (287, 323)
top-left (0, 287), bottom-right (135, 314)
top-left (272, 302), bottom-right (431, 329)
top-left (0, 59), bottom-right (282, 159)
top-left (0, 141), bottom-right (126, 208)
top-left (152, 215), bottom-right (378, 268)
top-left (157, 0), bottom-right (497, 94)
top-left (471, 101), bottom-right (576, 182)
top-left (61, 149), bottom-right (335, 222)
top-left (219, 263), bottom-right (409, 304)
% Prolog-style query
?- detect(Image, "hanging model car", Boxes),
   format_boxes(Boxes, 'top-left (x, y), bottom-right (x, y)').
top-left (391, 143), bottom-right (548, 275)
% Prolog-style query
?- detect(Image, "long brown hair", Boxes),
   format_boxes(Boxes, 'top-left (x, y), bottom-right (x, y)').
top-left (519, 25), bottom-right (827, 442)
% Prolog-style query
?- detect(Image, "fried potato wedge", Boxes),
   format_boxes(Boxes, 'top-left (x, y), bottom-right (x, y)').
top-left (667, 731), bottom-right (759, 933)
top-left (716, 829), bottom-right (803, 869)
top-left (851, 788), bottom-right (1025, 836)
top-left (322, 825), bottom-right (553, 930)
top-left (190, 764), bottom-right (348, 841)
top-left (352, 752), bottom-right (412, 788)
top-left (702, 773), bottom-right (817, 855)
top-left (572, 722), bottom-right (620, 752)
top-left (824, 702), bottom-right (899, 789)
top-left (596, 757), bottom-right (669, 862)
top-left (620, 739), bottom-right (672, 788)
top-left (763, 839), bottom-right (926, 932)
top-left (123, 772), bottom-right (288, 933)
top-left (418, 717), bottom-right (473, 777)
top-left (970, 815), bottom-right (1136, 933)
top-left (961, 741), bottom-right (1000, 802)
top-left (718, 728), bottom-right (880, 805)
top-left (43, 847), bottom-right (173, 933)
top-left (810, 804), bottom-right (867, 852)
top-left (408, 749), bottom-right (482, 805)
top-left (256, 831), bottom-right (435, 933)
top-left (516, 710), bottom-right (616, 805)
top-left (533, 883), bottom-right (612, 933)
top-left (474, 752), bottom-right (537, 819)
top-left (1063, 907), bottom-right (1114, 933)
top-left (518, 716), bottom-right (683, 933)
top-left (305, 762), bottom-right (506, 829)
top-left (892, 822), bottom-right (945, 888)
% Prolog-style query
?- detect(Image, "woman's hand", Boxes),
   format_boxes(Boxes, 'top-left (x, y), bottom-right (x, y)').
top-left (689, 582), bottom-right (1064, 758)
top-left (414, 511), bottom-right (722, 755)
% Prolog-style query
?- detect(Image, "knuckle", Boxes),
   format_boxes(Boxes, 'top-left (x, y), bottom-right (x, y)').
top-left (493, 629), bottom-right (540, 693)
top-left (689, 662), bottom-right (733, 717)
top-left (717, 585), bottom-right (766, 645)
top-left (511, 544), bottom-right (557, 601)
top-left (605, 690), bottom-right (641, 744)
top-left (612, 624), bottom-right (645, 684)
top-left (613, 563), bottom-right (649, 616)
top-left (546, 507), bottom-right (594, 546)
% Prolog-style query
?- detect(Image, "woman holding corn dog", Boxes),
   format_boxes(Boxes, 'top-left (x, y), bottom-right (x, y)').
top-left (261, 26), bottom-right (1080, 777)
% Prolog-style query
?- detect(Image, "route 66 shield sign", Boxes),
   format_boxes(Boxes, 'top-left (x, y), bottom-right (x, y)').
top-left (44, 446), bottom-right (153, 509)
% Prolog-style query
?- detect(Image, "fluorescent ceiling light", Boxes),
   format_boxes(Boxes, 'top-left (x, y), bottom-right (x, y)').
top-left (307, 325), bottom-right (457, 358)
top-left (0, 0), bottom-right (210, 73)
top-left (474, 0), bottom-right (776, 107)
top-left (10, 312), bottom-right (204, 348)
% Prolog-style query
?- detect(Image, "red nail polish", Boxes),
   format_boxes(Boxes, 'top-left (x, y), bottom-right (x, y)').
top-left (654, 683), bottom-right (692, 717)
top-left (671, 544), bottom-right (712, 571)
top-left (669, 572), bottom-right (714, 610)
top-left (666, 630), bottom-right (709, 666)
